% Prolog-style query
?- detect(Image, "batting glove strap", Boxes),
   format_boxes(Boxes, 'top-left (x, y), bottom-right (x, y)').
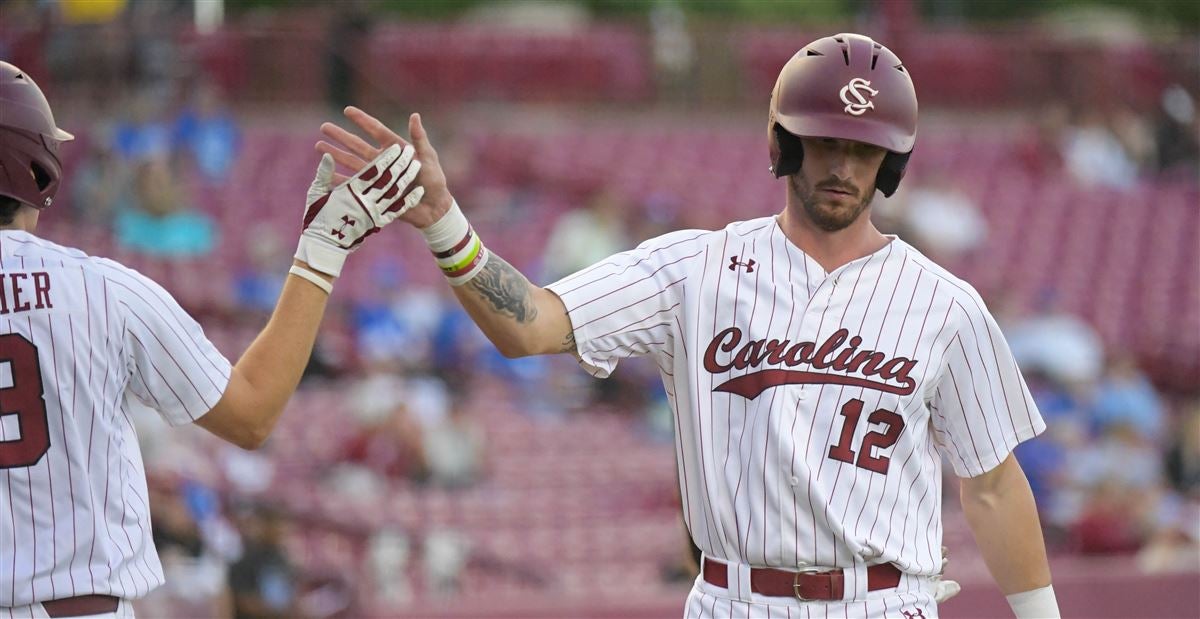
top-left (295, 234), bottom-right (355, 278)
top-left (1006, 585), bottom-right (1059, 619)
top-left (296, 143), bottom-right (425, 277)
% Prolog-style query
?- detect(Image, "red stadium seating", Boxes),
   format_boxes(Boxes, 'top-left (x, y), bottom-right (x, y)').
top-left (53, 119), bottom-right (1196, 613)
top-left (51, 120), bottom-right (1198, 387)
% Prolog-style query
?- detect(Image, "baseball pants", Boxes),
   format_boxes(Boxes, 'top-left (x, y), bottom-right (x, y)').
top-left (684, 573), bottom-right (938, 618)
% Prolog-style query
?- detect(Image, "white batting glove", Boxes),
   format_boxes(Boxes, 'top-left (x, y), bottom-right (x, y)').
top-left (933, 546), bottom-right (962, 603)
top-left (934, 578), bottom-right (962, 603)
top-left (295, 143), bottom-right (424, 276)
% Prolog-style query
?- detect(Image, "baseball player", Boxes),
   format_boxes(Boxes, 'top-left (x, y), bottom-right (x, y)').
top-left (318, 33), bottom-right (1059, 619)
top-left (0, 62), bottom-right (424, 618)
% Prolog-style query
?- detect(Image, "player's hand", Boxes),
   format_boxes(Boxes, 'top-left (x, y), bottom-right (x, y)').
top-left (933, 545), bottom-right (962, 603)
top-left (295, 143), bottom-right (424, 277)
top-left (933, 578), bottom-right (962, 603)
top-left (315, 106), bottom-right (453, 229)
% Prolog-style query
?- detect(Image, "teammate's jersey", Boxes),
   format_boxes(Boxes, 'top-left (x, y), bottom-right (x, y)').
top-left (547, 216), bottom-right (1045, 575)
top-left (0, 230), bottom-right (232, 606)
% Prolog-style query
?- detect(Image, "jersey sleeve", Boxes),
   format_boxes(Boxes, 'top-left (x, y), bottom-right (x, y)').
top-left (107, 262), bottom-right (233, 426)
top-left (930, 296), bottom-right (1046, 478)
top-left (545, 230), bottom-right (705, 378)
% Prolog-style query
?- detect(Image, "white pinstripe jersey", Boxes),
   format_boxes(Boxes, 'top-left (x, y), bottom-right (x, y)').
top-left (547, 216), bottom-right (1045, 575)
top-left (0, 230), bottom-right (232, 606)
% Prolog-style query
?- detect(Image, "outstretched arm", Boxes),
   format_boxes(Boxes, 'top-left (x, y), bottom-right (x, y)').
top-left (960, 454), bottom-right (1059, 618)
top-left (196, 264), bottom-right (330, 449)
top-left (452, 252), bottom-right (576, 357)
top-left (316, 107), bottom-right (575, 358)
top-left (197, 144), bottom-right (423, 448)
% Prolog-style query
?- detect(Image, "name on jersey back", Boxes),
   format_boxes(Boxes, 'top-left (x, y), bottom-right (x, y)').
top-left (0, 271), bottom-right (53, 316)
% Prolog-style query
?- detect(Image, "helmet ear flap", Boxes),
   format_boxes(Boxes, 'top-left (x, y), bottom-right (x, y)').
top-left (875, 150), bottom-right (911, 197)
top-left (770, 124), bottom-right (805, 178)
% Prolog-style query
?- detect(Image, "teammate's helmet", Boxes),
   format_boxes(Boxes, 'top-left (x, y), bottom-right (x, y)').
top-left (768, 33), bottom-right (917, 197)
top-left (0, 62), bottom-right (74, 210)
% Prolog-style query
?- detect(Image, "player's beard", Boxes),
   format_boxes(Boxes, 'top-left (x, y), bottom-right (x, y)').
top-left (790, 173), bottom-right (874, 232)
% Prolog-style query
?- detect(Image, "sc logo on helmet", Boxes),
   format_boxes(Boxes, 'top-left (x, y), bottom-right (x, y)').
top-left (839, 77), bottom-right (879, 116)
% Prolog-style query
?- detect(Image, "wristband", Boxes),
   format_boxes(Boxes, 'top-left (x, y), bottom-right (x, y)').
top-left (420, 200), bottom-right (490, 286)
top-left (294, 236), bottom-right (348, 277)
top-left (1006, 585), bottom-right (1059, 619)
top-left (288, 265), bottom-right (333, 295)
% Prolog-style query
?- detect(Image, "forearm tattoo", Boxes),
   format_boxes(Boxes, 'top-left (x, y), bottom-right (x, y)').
top-left (559, 328), bottom-right (577, 354)
top-left (467, 254), bottom-right (539, 323)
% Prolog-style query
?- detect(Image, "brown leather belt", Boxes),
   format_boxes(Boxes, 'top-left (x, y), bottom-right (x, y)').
top-left (40, 594), bottom-right (119, 618)
top-left (703, 557), bottom-right (902, 601)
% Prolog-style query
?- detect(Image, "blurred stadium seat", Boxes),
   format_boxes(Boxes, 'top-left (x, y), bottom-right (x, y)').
top-left (3, 1), bottom-right (1197, 617)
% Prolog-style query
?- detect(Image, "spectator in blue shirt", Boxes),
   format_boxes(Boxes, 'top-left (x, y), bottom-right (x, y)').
top-left (1091, 355), bottom-right (1166, 443)
top-left (174, 81), bottom-right (241, 183)
top-left (115, 158), bottom-right (216, 257)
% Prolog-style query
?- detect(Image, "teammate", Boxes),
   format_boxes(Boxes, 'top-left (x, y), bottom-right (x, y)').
top-left (0, 62), bottom-right (424, 618)
top-left (317, 33), bottom-right (1059, 618)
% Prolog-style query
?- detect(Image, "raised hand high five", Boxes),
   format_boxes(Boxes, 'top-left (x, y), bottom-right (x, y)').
top-left (315, 106), bottom-right (454, 229)
top-left (295, 143), bottom-right (423, 278)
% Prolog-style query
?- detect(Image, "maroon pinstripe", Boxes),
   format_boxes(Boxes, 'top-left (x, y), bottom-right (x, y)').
top-left (552, 232), bottom-right (710, 297)
top-left (0, 231), bottom-right (233, 607)
top-left (100, 272), bottom-right (226, 389)
top-left (807, 246), bottom-right (889, 566)
top-left (672, 312), bottom-right (695, 540)
top-left (761, 230), bottom-right (796, 565)
top-left (62, 287), bottom-right (81, 593)
top-left (844, 256), bottom-right (917, 547)
top-left (7, 471), bottom-right (16, 603)
top-left (793, 267), bottom-right (837, 567)
top-left (869, 276), bottom-right (940, 544)
top-left (945, 364), bottom-right (986, 466)
top-left (544, 219), bottom-right (1040, 618)
top-left (41, 304), bottom-right (62, 599)
top-left (121, 310), bottom-right (216, 408)
top-left (953, 301), bottom-right (1022, 439)
top-left (691, 244), bottom-right (720, 554)
top-left (816, 248), bottom-right (897, 565)
top-left (916, 261), bottom-right (1036, 432)
top-left (724, 236), bottom-right (753, 560)
top-left (709, 230), bottom-right (736, 555)
top-left (953, 330), bottom-right (1010, 454)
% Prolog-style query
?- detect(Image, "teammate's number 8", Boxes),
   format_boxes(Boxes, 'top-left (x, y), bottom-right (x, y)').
top-left (0, 333), bottom-right (51, 469)
top-left (827, 398), bottom-right (905, 475)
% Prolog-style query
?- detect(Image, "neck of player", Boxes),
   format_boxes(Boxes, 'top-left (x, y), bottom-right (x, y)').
top-left (777, 197), bottom-right (890, 274)
top-left (0, 206), bottom-right (39, 232)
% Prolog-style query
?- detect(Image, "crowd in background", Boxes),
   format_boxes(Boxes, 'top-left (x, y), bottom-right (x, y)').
top-left (95, 107), bottom-right (1200, 613)
top-left (2, 0), bottom-right (1199, 617)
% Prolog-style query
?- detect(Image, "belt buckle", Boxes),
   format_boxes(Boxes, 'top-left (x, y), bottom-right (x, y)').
top-left (792, 565), bottom-right (825, 602)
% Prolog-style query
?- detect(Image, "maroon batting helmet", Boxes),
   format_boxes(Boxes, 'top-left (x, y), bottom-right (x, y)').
top-left (0, 62), bottom-right (74, 210)
top-left (768, 33), bottom-right (917, 197)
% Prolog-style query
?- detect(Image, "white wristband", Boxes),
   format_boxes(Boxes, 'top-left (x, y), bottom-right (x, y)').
top-left (421, 200), bottom-right (489, 286)
top-left (1006, 585), bottom-right (1060, 619)
top-left (420, 200), bottom-right (470, 250)
top-left (288, 265), bottom-right (333, 295)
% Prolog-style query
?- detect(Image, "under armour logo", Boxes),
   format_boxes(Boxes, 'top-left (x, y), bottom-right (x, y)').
top-left (331, 215), bottom-right (356, 240)
top-left (901, 609), bottom-right (927, 619)
top-left (839, 77), bottom-right (879, 116)
top-left (728, 256), bottom-right (756, 273)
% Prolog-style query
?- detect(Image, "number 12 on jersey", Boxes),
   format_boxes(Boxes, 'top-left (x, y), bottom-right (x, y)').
top-left (828, 398), bottom-right (905, 475)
